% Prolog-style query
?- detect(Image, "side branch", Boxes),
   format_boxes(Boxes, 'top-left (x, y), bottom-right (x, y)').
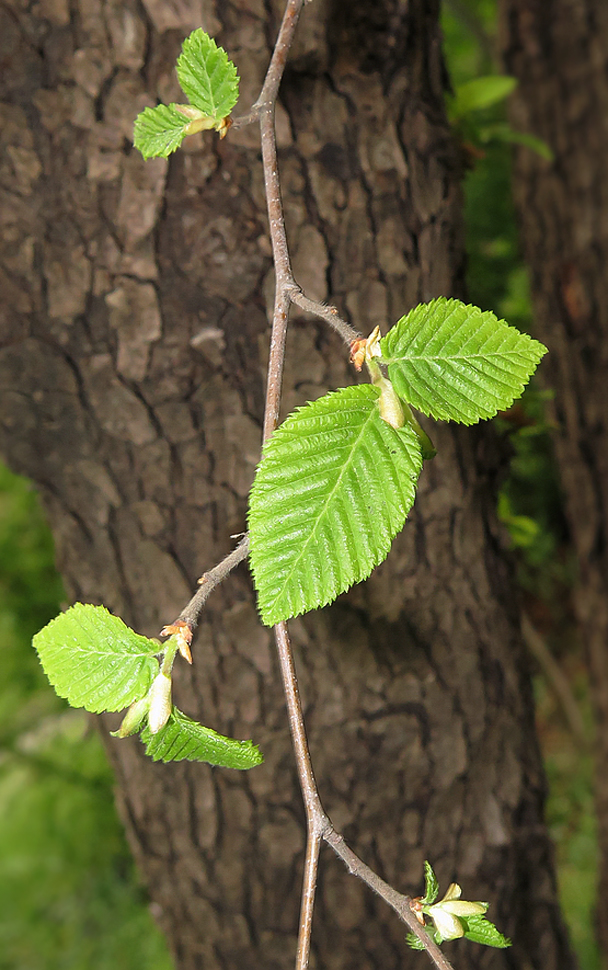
top-left (174, 535), bottom-right (250, 633)
top-left (289, 287), bottom-right (361, 344)
top-left (323, 826), bottom-right (455, 970)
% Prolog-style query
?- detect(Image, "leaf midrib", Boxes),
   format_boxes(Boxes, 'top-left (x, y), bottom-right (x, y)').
top-left (263, 400), bottom-right (379, 618)
top-left (381, 348), bottom-right (534, 365)
top-left (49, 642), bottom-right (156, 659)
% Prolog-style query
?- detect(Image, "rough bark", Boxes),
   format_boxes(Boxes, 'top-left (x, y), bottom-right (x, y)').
top-left (500, 1), bottom-right (608, 962)
top-left (0, 0), bottom-right (574, 968)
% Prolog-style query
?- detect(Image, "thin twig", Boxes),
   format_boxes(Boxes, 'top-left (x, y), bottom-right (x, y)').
top-left (289, 286), bottom-right (361, 344)
top-left (233, 0), bottom-right (361, 349)
top-left (164, 535), bottom-right (250, 636)
top-left (322, 828), bottom-right (454, 968)
top-left (232, 0), bottom-right (307, 127)
top-left (274, 623), bottom-right (455, 970)
top-left (274, 623), bottom-right (327, 970)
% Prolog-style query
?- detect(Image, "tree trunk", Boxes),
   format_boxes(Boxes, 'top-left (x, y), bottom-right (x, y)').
top-left (500, 1), bottom-right (608, 962)
top-left (0, 0), bottom-right (574, 967)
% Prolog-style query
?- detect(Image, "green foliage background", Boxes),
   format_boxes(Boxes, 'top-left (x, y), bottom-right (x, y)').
top-left (0, 2), bottom-right (597, 967)
top-left (443, 2), bottom-right (598, 967)
top-left (0, 464), bottom-right (172, 970)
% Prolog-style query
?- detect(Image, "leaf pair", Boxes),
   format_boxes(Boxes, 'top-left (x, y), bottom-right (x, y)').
top-left (249, 299), bottom-right (547, 626)
top-left (134, 30), bottom-right (239, 159)
top-left (33, 604), bottom-right (263, 769)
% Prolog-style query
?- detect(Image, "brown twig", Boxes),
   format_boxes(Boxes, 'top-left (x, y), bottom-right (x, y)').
top-left (174, 535), bottom-right (250, 633)
top-left (274, 622), bottom-right (455, 970)
top-left (289, 286), bottom-right (361, 343)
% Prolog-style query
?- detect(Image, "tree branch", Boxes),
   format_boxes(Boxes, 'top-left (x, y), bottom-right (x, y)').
top-left (256, 4), bottom-right (456, 966)
top-left (165, 4), bottom-right (457, 967)
top-left (175, 535), bottom-right (250, 633)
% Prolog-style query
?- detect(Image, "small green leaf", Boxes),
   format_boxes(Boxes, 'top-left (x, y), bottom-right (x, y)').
top-left (379, 298), bottom-right (547, 426)
top-left (249, 385), bottom-right (422, 626)
top-left (176, 29), bottom-right (239, 121)
top-left (140, 707), bottom-right (263, 769)
top-left (422, 861), bottom-right (439, 905)
top-left (133, 104), bottom-right (192, 159)
top-left (406, 931), bottom-right (439, 951)
top-left (33, 603), bottom-right (160, 714)
top-left (462, 915), bottom-right (511, 948)
top-left (450, 75), bottom-right (517, 119)
top-left (479, 122), bottom-right (554, 161)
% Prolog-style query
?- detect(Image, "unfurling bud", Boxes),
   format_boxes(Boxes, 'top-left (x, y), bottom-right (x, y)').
top-left (160, 620), bottom-right (193, 664)
top-left (147, 672), bottom-right (173, 735)
top-left (425, 881), bottom-right (489, 942)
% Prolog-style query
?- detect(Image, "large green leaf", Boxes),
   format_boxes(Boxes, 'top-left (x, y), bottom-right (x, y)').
top-left (176, 29), bottom-right (239, 121)
top-left (140, 707), bottom-right (263, 769)
top-left (33, 604), bottom-right (160, 713)
top-left (379, 298), bottom-right (547, 425)
top-left (248, 385), bottom-right (423, 626)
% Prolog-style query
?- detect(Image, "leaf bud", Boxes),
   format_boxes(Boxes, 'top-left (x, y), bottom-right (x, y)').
top-left (112, 696), bottom-right (150, 738)
top-left (148, 672), bottom-right (173, 735)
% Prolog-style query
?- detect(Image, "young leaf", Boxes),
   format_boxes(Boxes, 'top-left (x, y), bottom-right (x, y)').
top-left (176, 29), bottom-right (239, 121)
top-left (406, 931), bottom-right (438, 951)
top-left (379, 298), bottom-right (547, 425)
top-left (479, 122), bottom-right (554, 162)
top-left (422, 860), bottom-right (439, 905)
top-left (33, 603), bottom-right (160, 714)
top-left (133, 104), bottom-right (192, 159)
top-left (450, 75), bottom-right (517, 119)
top-left (462, 915), bottom-right (511, 948)
top-left (248, 385), bottom-right (423, 627)
top-left (140, 707), bottom-right (263, 769)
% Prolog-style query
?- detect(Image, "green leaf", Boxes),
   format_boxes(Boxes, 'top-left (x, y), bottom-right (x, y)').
top-left (379, 298), bottom-right (547, 426)
top-left (176, 29), bottom-right (239, 120)
top-left (140, 707), bottom-right (263, 769)
top-left (406, 932), bottom-right (438, 951)
top-left (422, 861), bottom-right (439, 905)
top-left (479, 122), bottom-right (554, 162)
top-left (33, 604), bottom-right (160, 714)
top-left (462, 915), bottom-right (511, 948)
top-left (450, 75), bottom-right (517, 119)
top-left (133, 104), bottom-right (192, 159)
top-left (249, 385), bottom-right (423, 626)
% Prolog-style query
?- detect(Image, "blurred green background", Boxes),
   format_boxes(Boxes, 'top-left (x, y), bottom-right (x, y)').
top-left (0, 462), bottom-right (173, 970)
top-left (0, 1), bottom-right (597, 967)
